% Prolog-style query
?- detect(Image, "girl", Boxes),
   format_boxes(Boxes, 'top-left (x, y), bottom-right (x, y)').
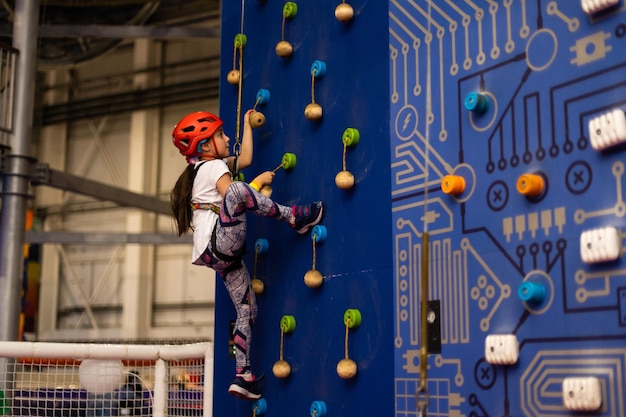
top-left (170, 110), bottom-right (323, 400)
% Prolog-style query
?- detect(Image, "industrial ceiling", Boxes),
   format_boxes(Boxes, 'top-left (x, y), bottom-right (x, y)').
top-left (0, 0), bottom-right (221, 68)
top-left (0, 1), bottom-right (222, 125)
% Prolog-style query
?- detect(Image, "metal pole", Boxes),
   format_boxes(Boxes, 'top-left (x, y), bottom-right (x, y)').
top-left (0, 0), bottom-right (39, 342)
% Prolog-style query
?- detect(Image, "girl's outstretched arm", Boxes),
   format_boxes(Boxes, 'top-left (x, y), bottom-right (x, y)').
top-left (228, 109), bottom-right (254, 172)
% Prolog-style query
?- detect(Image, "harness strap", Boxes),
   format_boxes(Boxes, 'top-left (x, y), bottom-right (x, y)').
top-left (191, 202), bottom-right (221, 214)
top-left (211, 222), bottom-right (246, 265)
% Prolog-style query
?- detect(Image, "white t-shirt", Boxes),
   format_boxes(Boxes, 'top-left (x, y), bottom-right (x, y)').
top-left (191, 159), bottom-right (231, 264)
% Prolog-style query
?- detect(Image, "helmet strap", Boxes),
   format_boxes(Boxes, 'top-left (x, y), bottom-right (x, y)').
top-left (197, 136), bottom-right (220, 161)
top-left (211, 136), bottom-right (219, 157)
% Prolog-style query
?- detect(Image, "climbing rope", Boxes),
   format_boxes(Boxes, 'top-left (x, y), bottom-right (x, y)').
top-left (233, 0), bottom-right (246, 177)
top-left (416, 1), bottom-right (433, 416)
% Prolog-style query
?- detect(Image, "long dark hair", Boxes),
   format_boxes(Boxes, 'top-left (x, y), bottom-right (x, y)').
top-left (170, 164), bottom-right (195, 236)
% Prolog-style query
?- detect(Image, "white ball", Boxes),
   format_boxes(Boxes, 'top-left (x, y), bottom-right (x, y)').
top-left (78, 359), bottom-right (125, 394)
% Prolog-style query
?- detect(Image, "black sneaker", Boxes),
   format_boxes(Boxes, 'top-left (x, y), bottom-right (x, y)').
top-left (228, 374), bottom-right (265, 400)
top-left (292, 201), bottom-right (324, 234)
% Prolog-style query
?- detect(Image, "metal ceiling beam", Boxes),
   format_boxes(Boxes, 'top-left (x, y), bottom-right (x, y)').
top-left (31, 163), bottom-right (172, 216)
top-left (25, 231), bottom-right (192, 245)
top-left (0, 23), bottom-right (220, 39)
top-left (41, 77), bottom-right (219, 126)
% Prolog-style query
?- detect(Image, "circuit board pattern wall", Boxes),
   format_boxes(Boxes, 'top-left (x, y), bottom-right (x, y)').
top-left (215, 1), bottom-right (394, 417)
top-left (390, 1), bottom-right (626, 416)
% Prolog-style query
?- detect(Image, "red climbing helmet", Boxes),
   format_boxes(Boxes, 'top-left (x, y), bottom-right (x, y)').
top-left (172, 111), bottom-right (224, 157)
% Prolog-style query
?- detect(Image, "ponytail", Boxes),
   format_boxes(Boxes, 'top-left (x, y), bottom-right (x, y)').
top-left (170, 164), bottom-right (195, 236)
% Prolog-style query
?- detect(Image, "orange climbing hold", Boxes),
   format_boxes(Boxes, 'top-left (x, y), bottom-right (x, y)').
top-left (516, 173), bottom-right (544, 197)
top-left (441, 175), bottom-right (466, 195)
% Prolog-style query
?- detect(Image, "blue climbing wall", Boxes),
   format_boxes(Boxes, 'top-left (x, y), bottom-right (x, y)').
top-left (217, 1), bottom-right (626, 416)
top-left (215, 1), bottom-right (393, 416)
top-left (390, 1), bottom-right (626, 417)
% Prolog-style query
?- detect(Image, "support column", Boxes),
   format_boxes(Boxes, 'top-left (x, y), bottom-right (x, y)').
top-left (0, 0), bottom-right (39, 342)
top-left (122, 38), bottom-right (161, 338)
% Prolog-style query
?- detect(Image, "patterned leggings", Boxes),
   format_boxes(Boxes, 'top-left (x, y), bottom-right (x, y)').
top-left (199, 181), bottom-right (292, 373)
